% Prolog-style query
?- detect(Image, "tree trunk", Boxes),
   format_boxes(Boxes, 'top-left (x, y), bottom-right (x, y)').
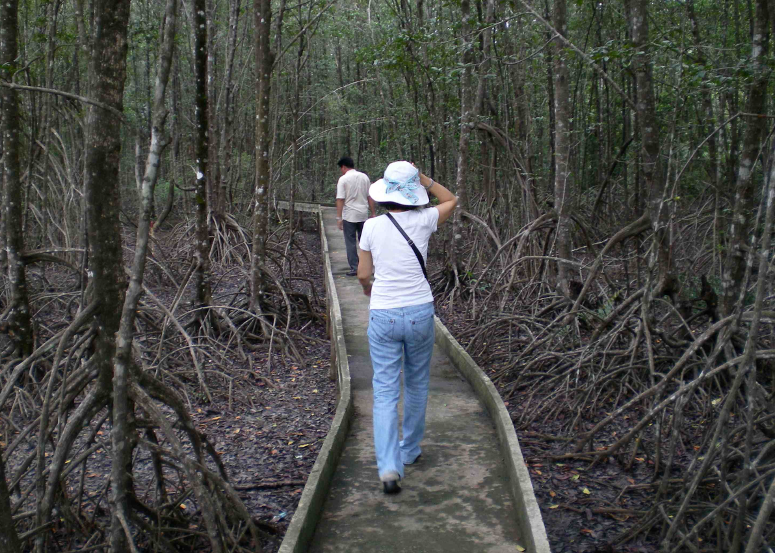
top-left (219, 0), bottom-right (241, 210)
top-left (251, 0), bottom-right (274, 312)
top-left (335, 38), bottom-right (351, 155)
top-left (111, 0), bottom-right (176, 548)
top-left (552, 0), bottom-right (573, 297)
top-left (720, 0), bottom-right (771, 317)
top-left (0, 452), bottom-right (20, 553)
top-left (454, 0), bottom-right (476, 212)
top-left (289, 21), bottom-right (306, 235)
top-left (36, 0), bottom-right (61, 249)
top-left (450, 0), bottom-right (493, 278)
top-left (79, 0), bottom-right (132, 548)
top-left (625, 0), bottom-right (673, 293)
top-left (544, 0), bottom-right (556, 198)
top-left (686, 0), bottom-right (721, 192)
top-left (193, 0), bottom-right (212, 313)
top-left (1, 0), bottom-right (34, 358)
top-left (206, 0), bottom-right (223, 217)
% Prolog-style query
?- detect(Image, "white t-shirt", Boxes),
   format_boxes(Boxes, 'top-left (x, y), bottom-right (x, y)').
top-left (359, 208), bottom-right (439, 310)
top-left (336, 169), bottom-right (371, 222)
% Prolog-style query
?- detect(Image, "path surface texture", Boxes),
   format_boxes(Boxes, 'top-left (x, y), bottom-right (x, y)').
top-left (308, 207), bottom-right (531, 552)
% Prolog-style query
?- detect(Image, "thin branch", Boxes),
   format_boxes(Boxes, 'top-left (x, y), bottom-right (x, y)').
top-left (0, 81), bottom-right (129, 124)
top-left (515, 0), bottom-right (638, 112)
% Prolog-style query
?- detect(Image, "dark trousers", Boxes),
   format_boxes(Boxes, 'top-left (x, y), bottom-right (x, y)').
top-left (343, 220), bottom-right (365, 271)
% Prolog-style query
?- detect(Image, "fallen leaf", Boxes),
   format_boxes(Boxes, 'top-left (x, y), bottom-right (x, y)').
top-left (549, 504), bottom-right (559, 509)
top-left (211, 416), bottom-right (221, 421)
top-left (582, 487), bottom-right (591, 495)
top-left (635, 457), bottom-right (644, 462)
top-left (299, 444), bottom-right (310, 448)
top-left (288, 441), bottom-right (294, 445)
top-left (627, 478), bottom-right (635, 485)
top-left (535, 470), bottom-right (542, 475)
top-left (549, 491), bottom-right (556, 498)
top-left (571, 474), bottom-right (580, 481)
top-left (515, 546), bottom-right (525, 552)
top-left (313, 389), bottom-right (318, 393)
top-left (180, 504), bottom-right (187, 510)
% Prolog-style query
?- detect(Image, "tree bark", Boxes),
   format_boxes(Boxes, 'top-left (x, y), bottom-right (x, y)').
top-left (625, 0), bottom-right (673, 293)
top-left (544, 0), bottom-right (556, 196)
top-left (289, 2), bottom-right (307, 234)
top-left (79, 0), bottom-right (132, 548)
top-left (552, 0), bottom-right (573, 297)
top-left (454, 0), bottom-right (476, 212)
top-left (720, 0), bottom-right (772, 317)
top-left (111, 0), bottom-right (176, 548)
top-left (219, 0), bottom-right (241, 209)
top-left (193, 0), bottom-right (212, 313)
top-left (251, 0), bottom-right (274, 312)
top-left (206, 0), bottom-right (223, 216)
top-left (1, 0), bottom-right (33, 357)
top-left (686, 0), bottom-right (721, 192)
top-left (0, 452), bottom-right (20, 553)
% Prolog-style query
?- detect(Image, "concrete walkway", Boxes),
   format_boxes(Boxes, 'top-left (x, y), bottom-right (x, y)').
top-left (308, 208), bottom-right (527, 552)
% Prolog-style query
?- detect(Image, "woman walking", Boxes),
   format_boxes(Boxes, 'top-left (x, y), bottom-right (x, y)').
top-left (357, 161), bottom-right (458, 494)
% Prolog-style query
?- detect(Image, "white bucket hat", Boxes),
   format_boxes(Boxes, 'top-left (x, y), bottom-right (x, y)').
top-left (369, 161), bottom-right (429, 206)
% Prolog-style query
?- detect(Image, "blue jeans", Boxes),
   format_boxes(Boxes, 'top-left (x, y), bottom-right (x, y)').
top-left (367, 302), bottom-right (435, 480)
top-left (342, 220), bottom-right (364, 272)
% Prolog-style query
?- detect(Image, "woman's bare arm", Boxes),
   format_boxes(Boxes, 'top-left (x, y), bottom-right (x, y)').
top-left (357, 249), bottom-right (374, 296)
top-left (419, 173), bottom-right (458, 225)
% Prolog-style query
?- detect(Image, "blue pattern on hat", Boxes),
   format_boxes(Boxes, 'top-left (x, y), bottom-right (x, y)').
top-left (384, 172), bottom-right (421, 204)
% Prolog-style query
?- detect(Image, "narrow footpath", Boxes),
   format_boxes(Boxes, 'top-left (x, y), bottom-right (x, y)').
top-left (308, 207), bottom-right (530, 552)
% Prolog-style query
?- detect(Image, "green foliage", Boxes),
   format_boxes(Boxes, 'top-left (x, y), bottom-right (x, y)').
top-left (155, 179), bottom-right (172, 202)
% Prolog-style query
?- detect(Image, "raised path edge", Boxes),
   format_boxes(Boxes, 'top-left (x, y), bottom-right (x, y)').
top-left (277, 201), bottom-right (550, 553)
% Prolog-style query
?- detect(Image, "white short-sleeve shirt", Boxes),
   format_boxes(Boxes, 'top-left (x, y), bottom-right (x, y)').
top-left (359, 208), bottom-right (439, 310)
top-left (335, 169), bottom-right (371, 222)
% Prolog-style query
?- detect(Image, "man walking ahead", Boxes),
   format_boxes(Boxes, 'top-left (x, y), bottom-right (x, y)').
top-left (336, 157), bottom-right (375, 276)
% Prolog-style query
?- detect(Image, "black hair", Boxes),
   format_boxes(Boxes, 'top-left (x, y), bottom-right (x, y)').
top-left (337, 156), bottom-right (355, 169)
top-left (378, 201), bottom-right (418, 212)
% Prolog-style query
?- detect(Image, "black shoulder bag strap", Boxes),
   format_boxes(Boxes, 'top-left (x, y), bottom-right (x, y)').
top-left (385, 213), bottom-right (428, 280)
